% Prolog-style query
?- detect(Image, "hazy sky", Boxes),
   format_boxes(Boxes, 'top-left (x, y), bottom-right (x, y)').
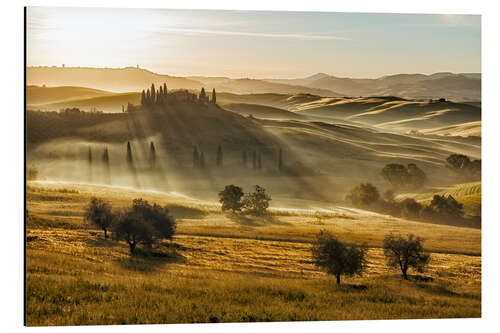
top-left (27, 7), bottom-right (481, 79)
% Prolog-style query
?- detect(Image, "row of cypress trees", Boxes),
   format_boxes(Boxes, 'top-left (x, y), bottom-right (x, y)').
top-left (140, 83), bottom-right (217, 107)
top-left (141, 83), bottom-right (169, 107)
top-left (88, 142), bottom-right (283, 172)
top-left (194, 145), bottom-right (284, 171)
top-left (87, 141), bottom-right (157, 168)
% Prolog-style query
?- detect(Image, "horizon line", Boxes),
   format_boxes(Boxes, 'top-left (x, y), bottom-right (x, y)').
top-left (26, 65), bottom-right (482, 81)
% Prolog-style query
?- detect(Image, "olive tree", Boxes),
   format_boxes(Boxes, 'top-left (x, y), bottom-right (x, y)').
top-left (383, 233), bottom-right (430, 280)
top-left (311, 230), bottom-right (367, 285)
top-left (84, 197), bottom-right (114, 239)
top-left (218, 185), bottom-right (244, 213)
top-left (113, 199), bottom-right (176, 254)
top-left (243, 185), bottom-right (271, 216)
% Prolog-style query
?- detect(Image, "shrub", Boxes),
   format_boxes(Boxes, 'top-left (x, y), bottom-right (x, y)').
top-left (218, 185), bottom-right (244, 213)
top-left (243, 185), bottom-right (271, 216)
top-left (345, 183), bottom-right (380, 208)
top-left (311, 230), bottom-right (367, 285)
top-left (424, 194), bottom-right (463, 220)
top-left (113, 199), bottom-right (176, 254)
top-left (399, 198), bottom-right (423, 219)
top-left (383, 234), bottom-right (430, 280)
top-left (84, 197), bottom-right (114, 239)
top-left (446, 154), bottom-right (481, 180)
top-left (27, 165), bottom-right (39, 181)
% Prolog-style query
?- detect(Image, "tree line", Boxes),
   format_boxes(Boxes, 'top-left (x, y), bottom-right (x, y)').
top-left (140, 83), bottom-right (217, 108)
top-left (345, 182), bottom-right (469, 225)
top-left (380, 153), bottom-right (481, 191)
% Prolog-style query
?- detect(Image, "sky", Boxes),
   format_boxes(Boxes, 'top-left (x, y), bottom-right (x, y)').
top-left (26, 7), bottom-right (481, 79)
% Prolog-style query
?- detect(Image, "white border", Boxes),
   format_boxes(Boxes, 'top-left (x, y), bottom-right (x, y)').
top-left (2, 0), bottom-right (499, 332)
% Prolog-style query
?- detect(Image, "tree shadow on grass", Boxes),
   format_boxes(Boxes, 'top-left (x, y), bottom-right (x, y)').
top-left (115, 244), bottom-right (187, 272)
top-left (336, 283), bottom-right (368, 292)
top-left (412, 277), bottom-right (480, 300)
top-left (85, 237), bottom-right (118, 248)
top-left (229, 213), bottom-right (291, 227)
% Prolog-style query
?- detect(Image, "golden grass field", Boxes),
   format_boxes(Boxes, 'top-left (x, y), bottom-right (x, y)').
top-left (26, 181), bottom-right (481, 326)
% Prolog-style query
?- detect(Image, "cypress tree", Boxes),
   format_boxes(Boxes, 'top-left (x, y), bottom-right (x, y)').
top-left (151, 84), bottom-right (156, 105)
top-left (126, 141), bottom-right (133, 164)
top-left (149, 142), bottom-right (156, 168)
top-left (88, 146), bottom-right (92, 164)
top-left (257, 153), bottom-right (262, 171)
top-left (102, 147), bottom-right (110, 184)
top-left (88, 146), bottom-right (93, 182)
top-left (102, 147), bottom-right (109, 164)
top-left (216, 145), bottom-right (223, 167)
top-left (193, 146), bottom-right (200, 168)
top-left (252, 150), bottom-right (257, 170)
top-left (141, 90), bottom-right (146, 106)
top-left (278, 148), bottom-right (283, 172)
top-left (200, 87), bottom-right (206, 102)
top-left (163, 83), bottom-right (167, 96)
top-left (212, 88), bottom-right (216, 104)
top-left (242, 150), bottom-right (247, 167)
top-left (200, 151), bottom-right (205, 169)
top-left (146, 89), bottom-right (151, 105)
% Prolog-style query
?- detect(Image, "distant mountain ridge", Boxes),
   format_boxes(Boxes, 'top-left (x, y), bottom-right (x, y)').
top-left (26, 66), bottom-right (339, 97)
top-left (27, 66), bottom-right (480, 101)
top-left (266, 72), bottom-right (481, 101)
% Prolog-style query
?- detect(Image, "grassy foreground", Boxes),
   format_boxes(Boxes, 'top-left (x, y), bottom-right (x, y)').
top-left (26, 181), bottom-right (481, 326)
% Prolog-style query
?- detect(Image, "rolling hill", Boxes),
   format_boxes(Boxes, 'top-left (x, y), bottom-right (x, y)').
top-left (266, 72), bottom-right (481, 101)
top-left (27, 86), bottom-right (482, 139)
top-left (221, 103), bottom-right (308, 120)
top-left (27, 66), bottom-right (480, 101)
top-left (27, 66), bottom-right (338, 96)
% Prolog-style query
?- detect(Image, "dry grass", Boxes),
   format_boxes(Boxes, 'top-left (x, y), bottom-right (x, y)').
top-left (26, 182), bottom-right (481, 326)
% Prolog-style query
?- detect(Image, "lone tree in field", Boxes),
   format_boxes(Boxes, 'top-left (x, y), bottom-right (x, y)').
top-left (84, 197), bottom-right (114, 239)
top-left (216, 145), bottom-right (223, 167)
top-left (218, 185), bottom-right (244, 213)
top-left (243, 185), bottom-right (271, 216)
top-left (311, 230), bottom-right (367, 285)
top-left (383, 233), bottom-right (430, 280)
top-left (113, 199), bottom-right (176, 254)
